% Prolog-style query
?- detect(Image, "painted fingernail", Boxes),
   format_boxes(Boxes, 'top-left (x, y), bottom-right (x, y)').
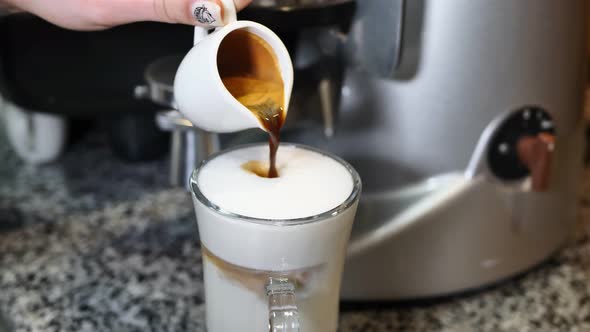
top-left (191, 1), bottom-right (223, 27)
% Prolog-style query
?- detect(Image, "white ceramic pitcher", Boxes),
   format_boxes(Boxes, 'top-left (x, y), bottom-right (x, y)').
top-left (173, 0), bottom-right (293, 133)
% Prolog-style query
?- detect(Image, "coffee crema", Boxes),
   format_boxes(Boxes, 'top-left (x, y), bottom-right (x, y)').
top-left (218, 30), bottom-right (286, 178)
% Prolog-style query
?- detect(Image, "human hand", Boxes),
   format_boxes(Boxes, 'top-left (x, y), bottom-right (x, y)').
top-left (2, 0), bottom-right (253, 30)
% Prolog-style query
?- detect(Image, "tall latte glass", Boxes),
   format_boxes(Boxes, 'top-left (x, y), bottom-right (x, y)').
top-left (190, 143), bottom-right (361, 331)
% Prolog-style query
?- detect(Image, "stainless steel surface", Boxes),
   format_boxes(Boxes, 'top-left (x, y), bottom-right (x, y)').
top-left (276, 0), bottom-right (587, 299)
top-left (184, 131), bottom-right (197, 190)
top-left (135, 56), bottom-right (182, 109)
top-left (157, 111), bottom-right (220, 191)
top-left (170, 130), bottom-right (185, 187)
top-left (342, 172), bottom-right (577, 300)
top-left (156, 110), bottom-right (194, 131)
top-left (344, 0), bottom-right (405, 78)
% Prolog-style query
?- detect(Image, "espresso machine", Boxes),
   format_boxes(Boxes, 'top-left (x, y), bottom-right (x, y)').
top-left (319, 0), bottom-right (587, 300)
top-left (145, 0), bottom-right (588, 300)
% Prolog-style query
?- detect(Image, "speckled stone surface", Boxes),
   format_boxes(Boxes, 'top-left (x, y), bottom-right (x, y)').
top-left (1, 123), bottom-right (590, 332)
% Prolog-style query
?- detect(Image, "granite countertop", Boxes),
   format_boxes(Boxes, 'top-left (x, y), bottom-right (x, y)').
top-left (2, 126), bottom-right (590, 332)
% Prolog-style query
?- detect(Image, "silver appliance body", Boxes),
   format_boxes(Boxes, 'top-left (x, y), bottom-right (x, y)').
top-left (289, 0), bottom-right (587, 299)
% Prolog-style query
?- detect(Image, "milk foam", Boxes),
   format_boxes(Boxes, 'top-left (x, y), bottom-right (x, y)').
top-left (197, 145), bottom-right (354, 220)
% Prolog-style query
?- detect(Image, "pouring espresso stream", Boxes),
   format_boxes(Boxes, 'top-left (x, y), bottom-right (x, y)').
top-left (218, 30), bottom-right (286, 178)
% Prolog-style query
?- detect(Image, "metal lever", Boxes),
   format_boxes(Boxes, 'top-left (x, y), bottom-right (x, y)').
top-left (516, 134), bottom-right (554, 192)
top-left (318, 78), bottom-right (335, 138)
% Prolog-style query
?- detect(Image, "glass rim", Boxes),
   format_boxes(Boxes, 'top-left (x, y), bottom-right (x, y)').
top-left (190, 142), bottom-right (362, 226)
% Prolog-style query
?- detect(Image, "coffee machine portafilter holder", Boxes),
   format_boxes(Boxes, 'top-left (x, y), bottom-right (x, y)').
top-left (135, 55), bottom-right (220, 190)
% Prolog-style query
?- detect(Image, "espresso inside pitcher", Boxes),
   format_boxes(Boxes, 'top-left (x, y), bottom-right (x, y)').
top-left (217, 30), bottom-right (286, 178)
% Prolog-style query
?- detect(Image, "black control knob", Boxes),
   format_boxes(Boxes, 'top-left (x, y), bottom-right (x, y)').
top-left (487, 107), bottom-right (555, 182)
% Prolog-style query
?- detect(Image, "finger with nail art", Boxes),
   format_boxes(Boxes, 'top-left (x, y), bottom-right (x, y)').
top-left (192, 1), bottom-right (223, 27)
top-left (0, 0), bottom-right (254, 30)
